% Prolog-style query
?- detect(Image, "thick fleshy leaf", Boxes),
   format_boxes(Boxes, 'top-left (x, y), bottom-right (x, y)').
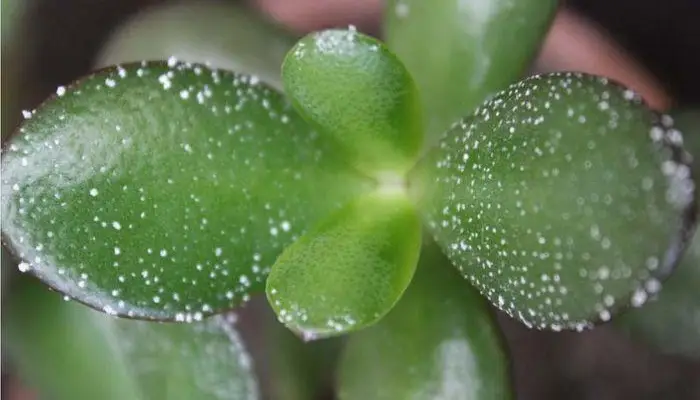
top-left (615, 110), bottom-right (700, 358)
top-left (95, 1), bottom-right (295, 89)
top-left (384, 0), bottom-right (557, 146)
top-left (281, 28), bottom-right (424, 176)
top-left (266, 191), bottom-right (422, 338)
top-left (411, 72), bottom-right (697, 330)
top-left (0, 62), bottom-right (372, 320)
top-left (338, 240), bottom-right (512, 400)
top-left (4, 278), bottom-right (258, 400)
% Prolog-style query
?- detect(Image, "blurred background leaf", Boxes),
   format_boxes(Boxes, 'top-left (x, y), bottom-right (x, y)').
top-left (384, 0), bottom-right (557, 147)
top-left (95, 0), bottom-right (296, 89)
top-left (3, 277), bottom-right (259, 400)
top-left (338, 240), bottom-right (512, 400)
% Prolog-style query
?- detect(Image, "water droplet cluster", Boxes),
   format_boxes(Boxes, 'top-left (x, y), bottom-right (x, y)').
top-left (293, 25), bottom-right (361, 59)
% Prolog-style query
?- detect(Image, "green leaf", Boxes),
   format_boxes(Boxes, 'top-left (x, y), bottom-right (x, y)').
top-left (615, 109), bottom-right (700, 358)
top-left (281, 28), bottom-right (424, 176)
top-left (4, 278), bottom-right (258, 400)
top-left (266, 191), bottom-right (422, 338)
top-left (95, 1), bottom-right (296, 89)
top-left (384, 0), bottom-right (557, 146)
top-left (0, 62), bottom-right (372, 320)
top-left (411, 73), bottom-right (697, 330)
top-left (338, 240), bottom-right (513, 400)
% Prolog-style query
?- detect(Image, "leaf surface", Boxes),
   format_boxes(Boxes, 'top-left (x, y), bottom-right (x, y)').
top-left (95, 1), bottom-right (296, 89)
top-left (282, 29), bottom-right (424, 176)
top-left (338, 241), bottom-right (513, 400)
top-left (4, 279), bottom-right (258, 400)
top-left (1, 62), bottom-right (371, 319)
top-left (615, 109), bottom-right (700, 357)
top-left (267, 192), bottom-right (421, 338)
top-left (385, 0), bottom-right (557, 146)
top-left (412, 73), bottom-right (697, 330)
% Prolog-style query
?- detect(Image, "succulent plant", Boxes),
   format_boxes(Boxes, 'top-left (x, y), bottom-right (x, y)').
top-left (2, 1), bottom-right (698, 398)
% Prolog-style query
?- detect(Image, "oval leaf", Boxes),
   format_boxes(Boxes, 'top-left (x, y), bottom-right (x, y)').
top-left (338, 240), bottom-right (512, 400)
top-left (615, 109), bottom-right (700, 357)
top-left (266, 191), bottom-right (422, 338)
top-left (4, 278), bottom-right (258, 400)
top-left (281, 28), bottom-right (424, 176)
top-left (95, 1), bottom-right (295, 89)
top-left (0, 62), bottom-right (372, 320)
top-left (411, 73), bottom-right (697, 330)
top-left (384, 0), bottom-right (557, 146)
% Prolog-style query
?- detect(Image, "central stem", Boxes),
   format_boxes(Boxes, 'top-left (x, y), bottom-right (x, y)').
top-left (375, 171), bottom-right (407, 196)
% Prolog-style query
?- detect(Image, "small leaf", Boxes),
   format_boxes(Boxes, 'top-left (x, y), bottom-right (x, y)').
top-left (266, 191), bottom-right (422, 338)
top-left (95, 1), bottom-right (296, 89)
top-left (338, 240), bottom-right (513, 400)
top-left (281, 28), bottom-right (424, 176)
top-left (384, 0), bottom-right (557, 146)
top-left (0, 62), bottom-right (372, 320)
top-left (411, 73), bottom-right (697, 330)
top-left (615, 109), bottom-right (700, 358)
top-left (4, 278), bottom-right (258, 400)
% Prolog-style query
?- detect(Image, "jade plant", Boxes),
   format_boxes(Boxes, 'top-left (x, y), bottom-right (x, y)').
top-left (2, 0), bottom-right (699, 398)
